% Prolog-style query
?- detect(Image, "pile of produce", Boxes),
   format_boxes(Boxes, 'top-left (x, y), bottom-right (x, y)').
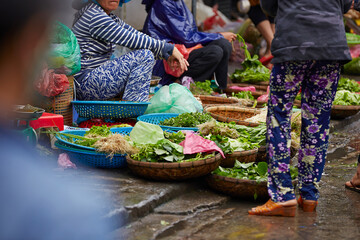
top-left (198, 121), bottom-right (266, 154)
top-left (337, 77), bottom-right (360, 92)
top-left (213, 160), bottom-right (298, 183)
top-left (333, 90), bottom-right (360, 106)
top-left (231, 35), bottom-right (270, 83)
top-left (232, 91), bottom-right (255, 101)
top-left (160, 112), bottom-right (213, 128)
top-left (190, 80), bottom-right (214, 96)
top-left (56, 126), bottom-right (138, 156)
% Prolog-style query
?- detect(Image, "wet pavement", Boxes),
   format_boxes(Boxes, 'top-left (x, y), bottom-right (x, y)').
top-left (53, 113), bottom-right (360, 240)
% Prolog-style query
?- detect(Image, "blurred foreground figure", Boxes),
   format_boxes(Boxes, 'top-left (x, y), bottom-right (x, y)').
top-left (0, 1), bottom-right (111, 239)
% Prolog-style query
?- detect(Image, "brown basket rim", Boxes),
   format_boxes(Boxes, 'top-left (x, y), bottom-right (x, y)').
top-left (331, 105), bottom-right (360, 110)
top-left (204, 106), bottom-right (261, 126)
top-left (224, 148), bottom-right (258, 158)
top-left (199, 95), bottom-right (239, 104)
top-left (126, 154), bottom-right (221, 169)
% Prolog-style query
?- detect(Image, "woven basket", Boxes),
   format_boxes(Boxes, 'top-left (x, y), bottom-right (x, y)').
top-left (207, 174), bottom-right (297, 200)
top-left (199, 95), bottom-right (239, 105)
top-left (221, 149), bottom-right (258, 167)
top-left (36, 76), bottom-right (74, 126)
top-left (205, 106), bottom-right (261, 126)
top-left (331, 105), bottom-right (360, 119)
top-left (126, 154), bottom-right (222, 181)
top-left (255, 100), bottom-right (267, 108)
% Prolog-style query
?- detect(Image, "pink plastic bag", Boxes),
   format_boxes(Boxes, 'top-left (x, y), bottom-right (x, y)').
top-left (58, 153), bottom-right (77, 170)
top-left (229, 86), bottom-right (256, 92)
top-left (34, 65), bottom-right (70, 97)
top-left (257, 86), bottom-right (270, 102)
top-left (180, 132), bottom-right (225, 158)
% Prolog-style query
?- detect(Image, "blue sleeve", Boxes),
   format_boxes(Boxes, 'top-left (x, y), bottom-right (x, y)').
top-left (260, 0), bottom-right (278, 17)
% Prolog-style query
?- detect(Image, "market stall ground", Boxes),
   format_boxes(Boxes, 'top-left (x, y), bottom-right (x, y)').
top-left (44, 112), bottom-right (360, 240)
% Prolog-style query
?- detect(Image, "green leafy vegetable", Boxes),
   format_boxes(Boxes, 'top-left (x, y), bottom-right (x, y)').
top-left (337, 77), bottom-right (360, 92)
top-left (160, 112), bottom-right (213, 128)
top-left (212, 160), bottom-right (298, 183)
top-left (84, 125), bottom-right (112, 138)
top-left (164, 131), bottom-right (186, 144)
top-left (333, 90), bottom-right (360, 106)
top-left (232, 91), bottom-right (255, 100)
top-left (231, 35), bottom-right (270, 83)
top-left (222, 122), bottom-right (267, 147)
top-left (190, 80), bottom-right (214, 95)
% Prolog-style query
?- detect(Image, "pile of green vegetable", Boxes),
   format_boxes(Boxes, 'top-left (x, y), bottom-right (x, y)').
top-left (131, 134), bottom-right (214, 163)
top-left (190, 80), bottom-right (214, 95)
top-left (231, 35), bottom-right (270, 83)
top-left (198, 120), bottom-right (266, 154)
top-left (333, 90), bottom-right (360, 106)
top-left (213, 160), bottom-right (298, 183)
top-left (160, 112), bottom-right (213, 128)
top-left (232, 91), bottom-right (255, 100)
top-left (337, 77), bottom-right (360, 92)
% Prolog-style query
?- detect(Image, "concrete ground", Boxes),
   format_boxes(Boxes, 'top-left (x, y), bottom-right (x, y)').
top-left (50, 112), bottom-right (360, 240)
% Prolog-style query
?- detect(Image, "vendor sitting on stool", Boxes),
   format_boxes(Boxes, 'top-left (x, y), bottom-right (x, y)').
top-left (72, 0), bottom-right (188, 101)
top-left (142, 0), bottom-right (236, 90)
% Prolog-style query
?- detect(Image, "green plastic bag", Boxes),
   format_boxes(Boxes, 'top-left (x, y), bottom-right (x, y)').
top-left (48, 22), bottom-right (81, 76)
top-left (130, 121), bottom-right (164, 145)
top-left (145, 83), bottom-right (203, 114)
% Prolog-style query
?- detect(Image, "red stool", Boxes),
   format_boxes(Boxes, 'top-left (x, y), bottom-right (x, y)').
top-left (28, 112), bottom-right (64, 131)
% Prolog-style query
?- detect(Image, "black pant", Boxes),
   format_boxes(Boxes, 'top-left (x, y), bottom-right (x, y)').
top-left (181, 38), bottom-right (232, 89)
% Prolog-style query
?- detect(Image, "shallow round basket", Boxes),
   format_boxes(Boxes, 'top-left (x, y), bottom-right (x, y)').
top-left (137, 113), bottom-right (199, 131)
top-left (204, 106), bottom-right (261, 127)
top-left (255, 100), bottom-right (267, 108)
top-left (126, 154), bottom-right (222, 181)
top-left (55, 141), bottom-right (127, 168)
top-left (207, 174), bottom-right (297, 200)
top-left (72, 101), bottom-right (150, 119)
top-left (55, 127), bottom-right (134, 151)
top-left (331, 105), bottom-right (360, 119)
top-left (199, 95), bottom-right (239, 105)
top-left (221, 149), bottom-right (258, 167)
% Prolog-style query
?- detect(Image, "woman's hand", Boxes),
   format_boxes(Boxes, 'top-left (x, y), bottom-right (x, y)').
top-left (220, 32), bottom-right (237, 42)
top-left (167, 47), bottom-right (189, 72)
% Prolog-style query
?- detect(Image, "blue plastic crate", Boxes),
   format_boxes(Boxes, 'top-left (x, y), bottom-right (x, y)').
top-left (72, 101), bottom-right (150, 119)
top-left (55, 127), bottom-right (133, 151)
top-left (137, 113), bottom-right (199, 132)
top-left (55, 140), bottom-right (127, 168)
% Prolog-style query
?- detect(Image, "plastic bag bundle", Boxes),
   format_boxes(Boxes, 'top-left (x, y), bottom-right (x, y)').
top-left (34, 66), bottom-right (69, 97)
top-left (48, 22), bottom-right (81, 76)
top-left (145, 83), bottom-right (203, 114)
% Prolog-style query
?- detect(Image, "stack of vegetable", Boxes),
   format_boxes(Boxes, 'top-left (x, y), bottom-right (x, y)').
top-left (213, 160), bottom-right (298, 183)
top-left (190, 80), bottom-right (214, 96)
top-left (232, 91), bottom-right (255, 101)
top-left (198, 120), bottom-right (266, 155)
top-left (337, 77), bottom-right (360, 92)
top-left (160, 112), bottom-right (213, 128)
top-left (231, 35), bottom-right (270, 83)
top-left (333, 90), bottom-right (360, 106)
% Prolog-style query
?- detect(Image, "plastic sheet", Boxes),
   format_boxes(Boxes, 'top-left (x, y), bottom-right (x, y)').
top-left (130, 121), bottom-right (164, 145)
top-left (180, 132), bottom-right (225, 158)
top-left (229, 86), bottom-right (256, 92)
top-left (145, 83), bottom-right (203, 114)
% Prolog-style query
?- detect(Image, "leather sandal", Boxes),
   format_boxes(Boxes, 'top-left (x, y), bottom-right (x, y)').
top-left (248, 199), bottom-right (296, 217)
top-left (345, 181), bottom-right (360, 194)
top-left (298, 196), bottom-right (318, 212)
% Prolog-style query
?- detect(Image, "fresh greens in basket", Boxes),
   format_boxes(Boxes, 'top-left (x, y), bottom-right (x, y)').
top-left (131, 139), bottom-right (214, 163)
top-left (333, 90), bottom-right (360, 106)
top-left (232, 91), bottom-right (255, 101)
top-left (337, 77), bottom-right (360, 92)
top-left (190, 80), bottom-right (214, 95)
top-left (231, 35), bottom-right (270, 83)
top-left (212, 160), bottom-right (298, 183)
top-left (160, 112), bottom-right (213, 128)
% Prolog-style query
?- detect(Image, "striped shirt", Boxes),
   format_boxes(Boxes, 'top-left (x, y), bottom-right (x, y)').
top-left (72, 3), bottom-right (173, 75)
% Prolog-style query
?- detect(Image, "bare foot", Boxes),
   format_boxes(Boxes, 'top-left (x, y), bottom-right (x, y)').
top-left (345, 164), bottom-right (360, 188)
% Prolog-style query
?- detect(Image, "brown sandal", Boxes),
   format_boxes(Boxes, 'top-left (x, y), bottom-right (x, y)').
top-left (248, 199), bottom-right (296, 217)
top-left (345, 181), bottom-right (360, 194)
top-left (298, 196), bottom-right (318, 212)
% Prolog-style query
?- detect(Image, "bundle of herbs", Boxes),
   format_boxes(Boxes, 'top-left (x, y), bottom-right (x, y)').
top-left (189, 80), bottom-right (214, 96)
top-left (232, 91), bottom-right (255, 101)
top-left (231, 35), bottom-right (270, 83)
top-left (160, 112), bottom-right (213, 128)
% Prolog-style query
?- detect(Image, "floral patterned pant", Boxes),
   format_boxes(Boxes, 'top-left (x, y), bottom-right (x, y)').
top-left (76, 49), bottom-right (155, 101)
top-left (267, 60), bottom-right (340, 202)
